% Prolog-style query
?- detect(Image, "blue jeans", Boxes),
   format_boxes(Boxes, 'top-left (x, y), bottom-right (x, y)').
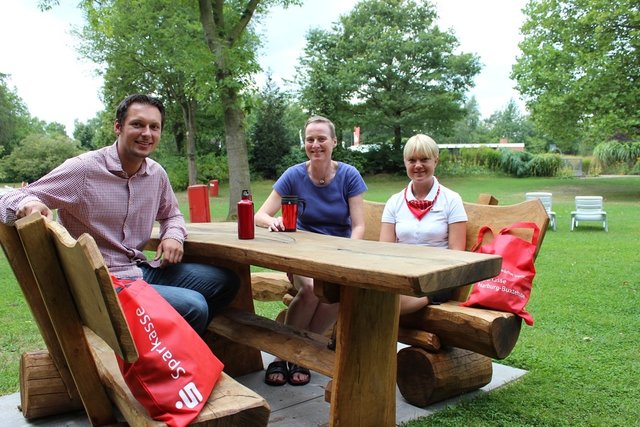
top-left (139, 262), bottom-right (239, 335)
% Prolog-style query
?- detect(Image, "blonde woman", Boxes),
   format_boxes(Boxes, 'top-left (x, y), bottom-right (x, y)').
top-left (380, 134), bottom-right (467, 314)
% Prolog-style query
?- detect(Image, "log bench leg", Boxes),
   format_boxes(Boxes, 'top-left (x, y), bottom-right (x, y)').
top-left (396, 346), bottom-right (493, 407)
top-left (19, 350), bottom-right (84, 419)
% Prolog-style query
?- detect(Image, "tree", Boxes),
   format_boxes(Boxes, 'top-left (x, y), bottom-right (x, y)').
top-left (296, 0), bottom-right (481, 149)
top-left (249, 76), bottom-right (294, 179)
top-left (73, 117), bottom-right (101, 150)
top-left (0, 134), bottom-right (85, 182)
top-left (512, 0), bottom-right (640, 151)
top-left (440, 96), bottom-right (492, 144)
top-left (484, 100), bottom-right (526, 142)
top-left (196, 0), bottom-right (301, 218)
top-left (77, 0), bottom-right (221, 186)
top-left (0, 73), bottom-right (33, 156)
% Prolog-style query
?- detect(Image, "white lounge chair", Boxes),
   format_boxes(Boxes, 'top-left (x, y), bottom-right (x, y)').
top-left (525, 192), bottom-right (557, 231)
top-left (571, 196), bottom-right (608, 232)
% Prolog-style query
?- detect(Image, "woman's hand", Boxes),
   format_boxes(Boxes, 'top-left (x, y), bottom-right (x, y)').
top-left (267, 217), bottom-right (284, 232)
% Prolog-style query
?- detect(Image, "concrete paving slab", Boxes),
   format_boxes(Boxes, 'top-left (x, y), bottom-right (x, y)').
top-left (0, 352), bottom-right (527, 426)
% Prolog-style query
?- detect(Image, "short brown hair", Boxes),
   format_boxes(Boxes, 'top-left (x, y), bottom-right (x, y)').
top-left (304, 115), bottom-right (336, 138)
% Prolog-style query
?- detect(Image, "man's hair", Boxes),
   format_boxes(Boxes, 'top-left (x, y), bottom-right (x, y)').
top-left (304, 115), bottom-right (336, 139)
top-left (115, 94), bottom-right (165, 130)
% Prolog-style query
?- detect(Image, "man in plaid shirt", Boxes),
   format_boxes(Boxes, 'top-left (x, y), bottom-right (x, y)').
top-left (0, 94), bottom-right (238, 335)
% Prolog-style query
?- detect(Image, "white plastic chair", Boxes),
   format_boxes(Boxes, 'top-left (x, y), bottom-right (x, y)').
top-left (525, 192), bottom-right (557, 231)
top-left (571, 196), bottom-right (608, 232)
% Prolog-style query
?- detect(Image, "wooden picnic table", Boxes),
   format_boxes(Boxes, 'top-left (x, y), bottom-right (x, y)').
top-left (151, 222), bottom-right (501, 426)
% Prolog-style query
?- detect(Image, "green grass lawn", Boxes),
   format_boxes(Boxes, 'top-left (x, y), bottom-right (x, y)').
top-left (1, 175), bottom-right (639, 426)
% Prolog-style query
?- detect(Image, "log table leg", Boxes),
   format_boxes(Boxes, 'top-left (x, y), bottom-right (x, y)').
top-left (202, 262), bottom-right (264, 376)
top-left (330, 287), bottom-right (399, 427)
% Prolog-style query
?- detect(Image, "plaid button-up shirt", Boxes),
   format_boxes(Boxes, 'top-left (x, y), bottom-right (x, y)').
top-left (0, 143), bottom-right (187, 278)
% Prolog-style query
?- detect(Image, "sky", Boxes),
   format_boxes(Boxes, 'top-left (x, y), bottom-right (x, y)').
top-left (0, 0), bottom-right (527, 137)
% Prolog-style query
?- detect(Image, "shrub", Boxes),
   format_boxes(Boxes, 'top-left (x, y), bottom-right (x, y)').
top-left (460, 147), bottom-right (501, 170)
top-left (528, 153), bottom-right (562, 177)
top-left (363, 144), bottom-right (403, 175)
top-left (158, 155), bottom-right (189, 191)
top-left (0, 134), bottom-right (85, 182)
top-left (275, 147), bottom-right (308, 177)
top-left (198, 152), bottom-right (228, 183)
top-left (500, 150), bottom-right (533, 177)
top-left (593, 140), bottom-right (640, 173)
top-left (332, 147), bottom-right (367, 175)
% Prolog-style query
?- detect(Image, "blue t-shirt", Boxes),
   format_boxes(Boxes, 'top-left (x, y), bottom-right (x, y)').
top-left (274, 162), bottom-right (367, 237)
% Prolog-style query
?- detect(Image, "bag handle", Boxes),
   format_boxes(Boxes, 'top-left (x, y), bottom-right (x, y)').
top-left (472, 222), bottom-right (541, 251)
top-left (472, 225), bottom-right (495, 252)
top-left (498, 222), bottom-right (540, 247)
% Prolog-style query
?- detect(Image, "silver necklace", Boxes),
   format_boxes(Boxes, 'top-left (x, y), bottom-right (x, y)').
top-left (310, 162), bottom-right (331, 185)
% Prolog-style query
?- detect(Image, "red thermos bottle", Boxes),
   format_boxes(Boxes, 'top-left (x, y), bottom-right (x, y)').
top-left (237, 190), bottom-right (254, 239)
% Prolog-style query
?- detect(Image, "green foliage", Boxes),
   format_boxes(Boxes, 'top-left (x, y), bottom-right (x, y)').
top-left (361, 144), bottom-right (404, 175)
top-left (249, 76), bottom-right (295, 179)
top-left (0, 134), bottom-right (85, 182)
top-left (275, 147), bottom-right (307, 177)
top-left (73, 116), bottom-right (101, 150)
top-left (332, 146), bottom-right (368, 175)
top-left (593, 140), bottom-right (640, 173)
top-left (460, 147), bottom-right (502, 170)
top-left (154, 154), bottom-right (188, 191)
top-left (513, 0), bottom-right (640, 146)
top-left (0, 74), bottom-right (38, 156)
top-left (499, 150), bottom-right (533, 177)
top-left (155, 152), bottom-right (229, 192)
top-left (197, 152), bottom-right (229, 183)
top-left (296, 0), bottom-right (481, 148)
top-left (498, 150), bottom-right (562, 177)
top-left (528, 153), bottom-right (563, 177)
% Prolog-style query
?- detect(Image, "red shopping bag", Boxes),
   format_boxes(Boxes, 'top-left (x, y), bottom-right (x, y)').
top-left (113, 277), bottom-right (224, 427)
top-left (460, 222), bottom-right (539, 326)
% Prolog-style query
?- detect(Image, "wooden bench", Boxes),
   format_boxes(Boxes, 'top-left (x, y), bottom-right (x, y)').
top-left (8, 214), bottom-right (270, 426)
top-left (251, 194), bottom-right (549, 406)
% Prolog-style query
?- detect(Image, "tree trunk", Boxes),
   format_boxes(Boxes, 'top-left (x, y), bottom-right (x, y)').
top-left (394, 125), bottom-right (402, 150)
top-left (198, 0), bottom-right (254, 220)
top-left (220, 83), bottom-right (251, 220)
top-left (180, 99), bottom-right (198, 186)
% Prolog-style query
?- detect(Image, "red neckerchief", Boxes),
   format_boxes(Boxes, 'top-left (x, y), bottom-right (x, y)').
top-left (404, 184), bottom-right (440, 220)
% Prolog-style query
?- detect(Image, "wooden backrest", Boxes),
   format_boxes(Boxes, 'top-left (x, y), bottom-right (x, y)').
top-left (0, 222), bottom-right (82, 406)
top-left (46, 221), bottom-right (138, 363)
top-left (362, 196), bottom-right (549, 300)
top-left (575, 196), bottom-right (605, 213)
top-left (15, 213), bottom-right (117, 424)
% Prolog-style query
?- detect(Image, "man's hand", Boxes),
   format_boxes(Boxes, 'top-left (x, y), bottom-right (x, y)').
top-left (17, 201), bottom-right (53, 220)
top-left (154, 238), bottom-right (184, 267)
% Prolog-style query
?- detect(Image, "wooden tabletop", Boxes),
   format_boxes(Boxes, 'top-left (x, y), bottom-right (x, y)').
top-left (154, 222), bottom-right (501, 297)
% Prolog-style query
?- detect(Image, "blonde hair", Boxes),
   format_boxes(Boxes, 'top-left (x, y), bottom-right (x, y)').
top-left (403, 134), bottom-right (439, 159)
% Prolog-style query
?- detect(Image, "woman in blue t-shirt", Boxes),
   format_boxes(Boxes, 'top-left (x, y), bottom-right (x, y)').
top-left (255, 115), bottom-right (367, 386)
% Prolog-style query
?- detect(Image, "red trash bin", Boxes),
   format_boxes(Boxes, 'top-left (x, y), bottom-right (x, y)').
top-left (187, 185), bottom-right (211, 223)
top-left (209, 179), bottom-right (219, 197)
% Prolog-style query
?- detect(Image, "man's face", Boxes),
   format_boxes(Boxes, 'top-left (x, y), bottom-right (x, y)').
top-left (114, 102), bottom-right (162, 161)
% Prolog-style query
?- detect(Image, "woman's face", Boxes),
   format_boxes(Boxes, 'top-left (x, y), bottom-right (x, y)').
top-left (404, 150), bottom-right (438, 184)
top-left (304, 122), bottom-right (336, 161)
